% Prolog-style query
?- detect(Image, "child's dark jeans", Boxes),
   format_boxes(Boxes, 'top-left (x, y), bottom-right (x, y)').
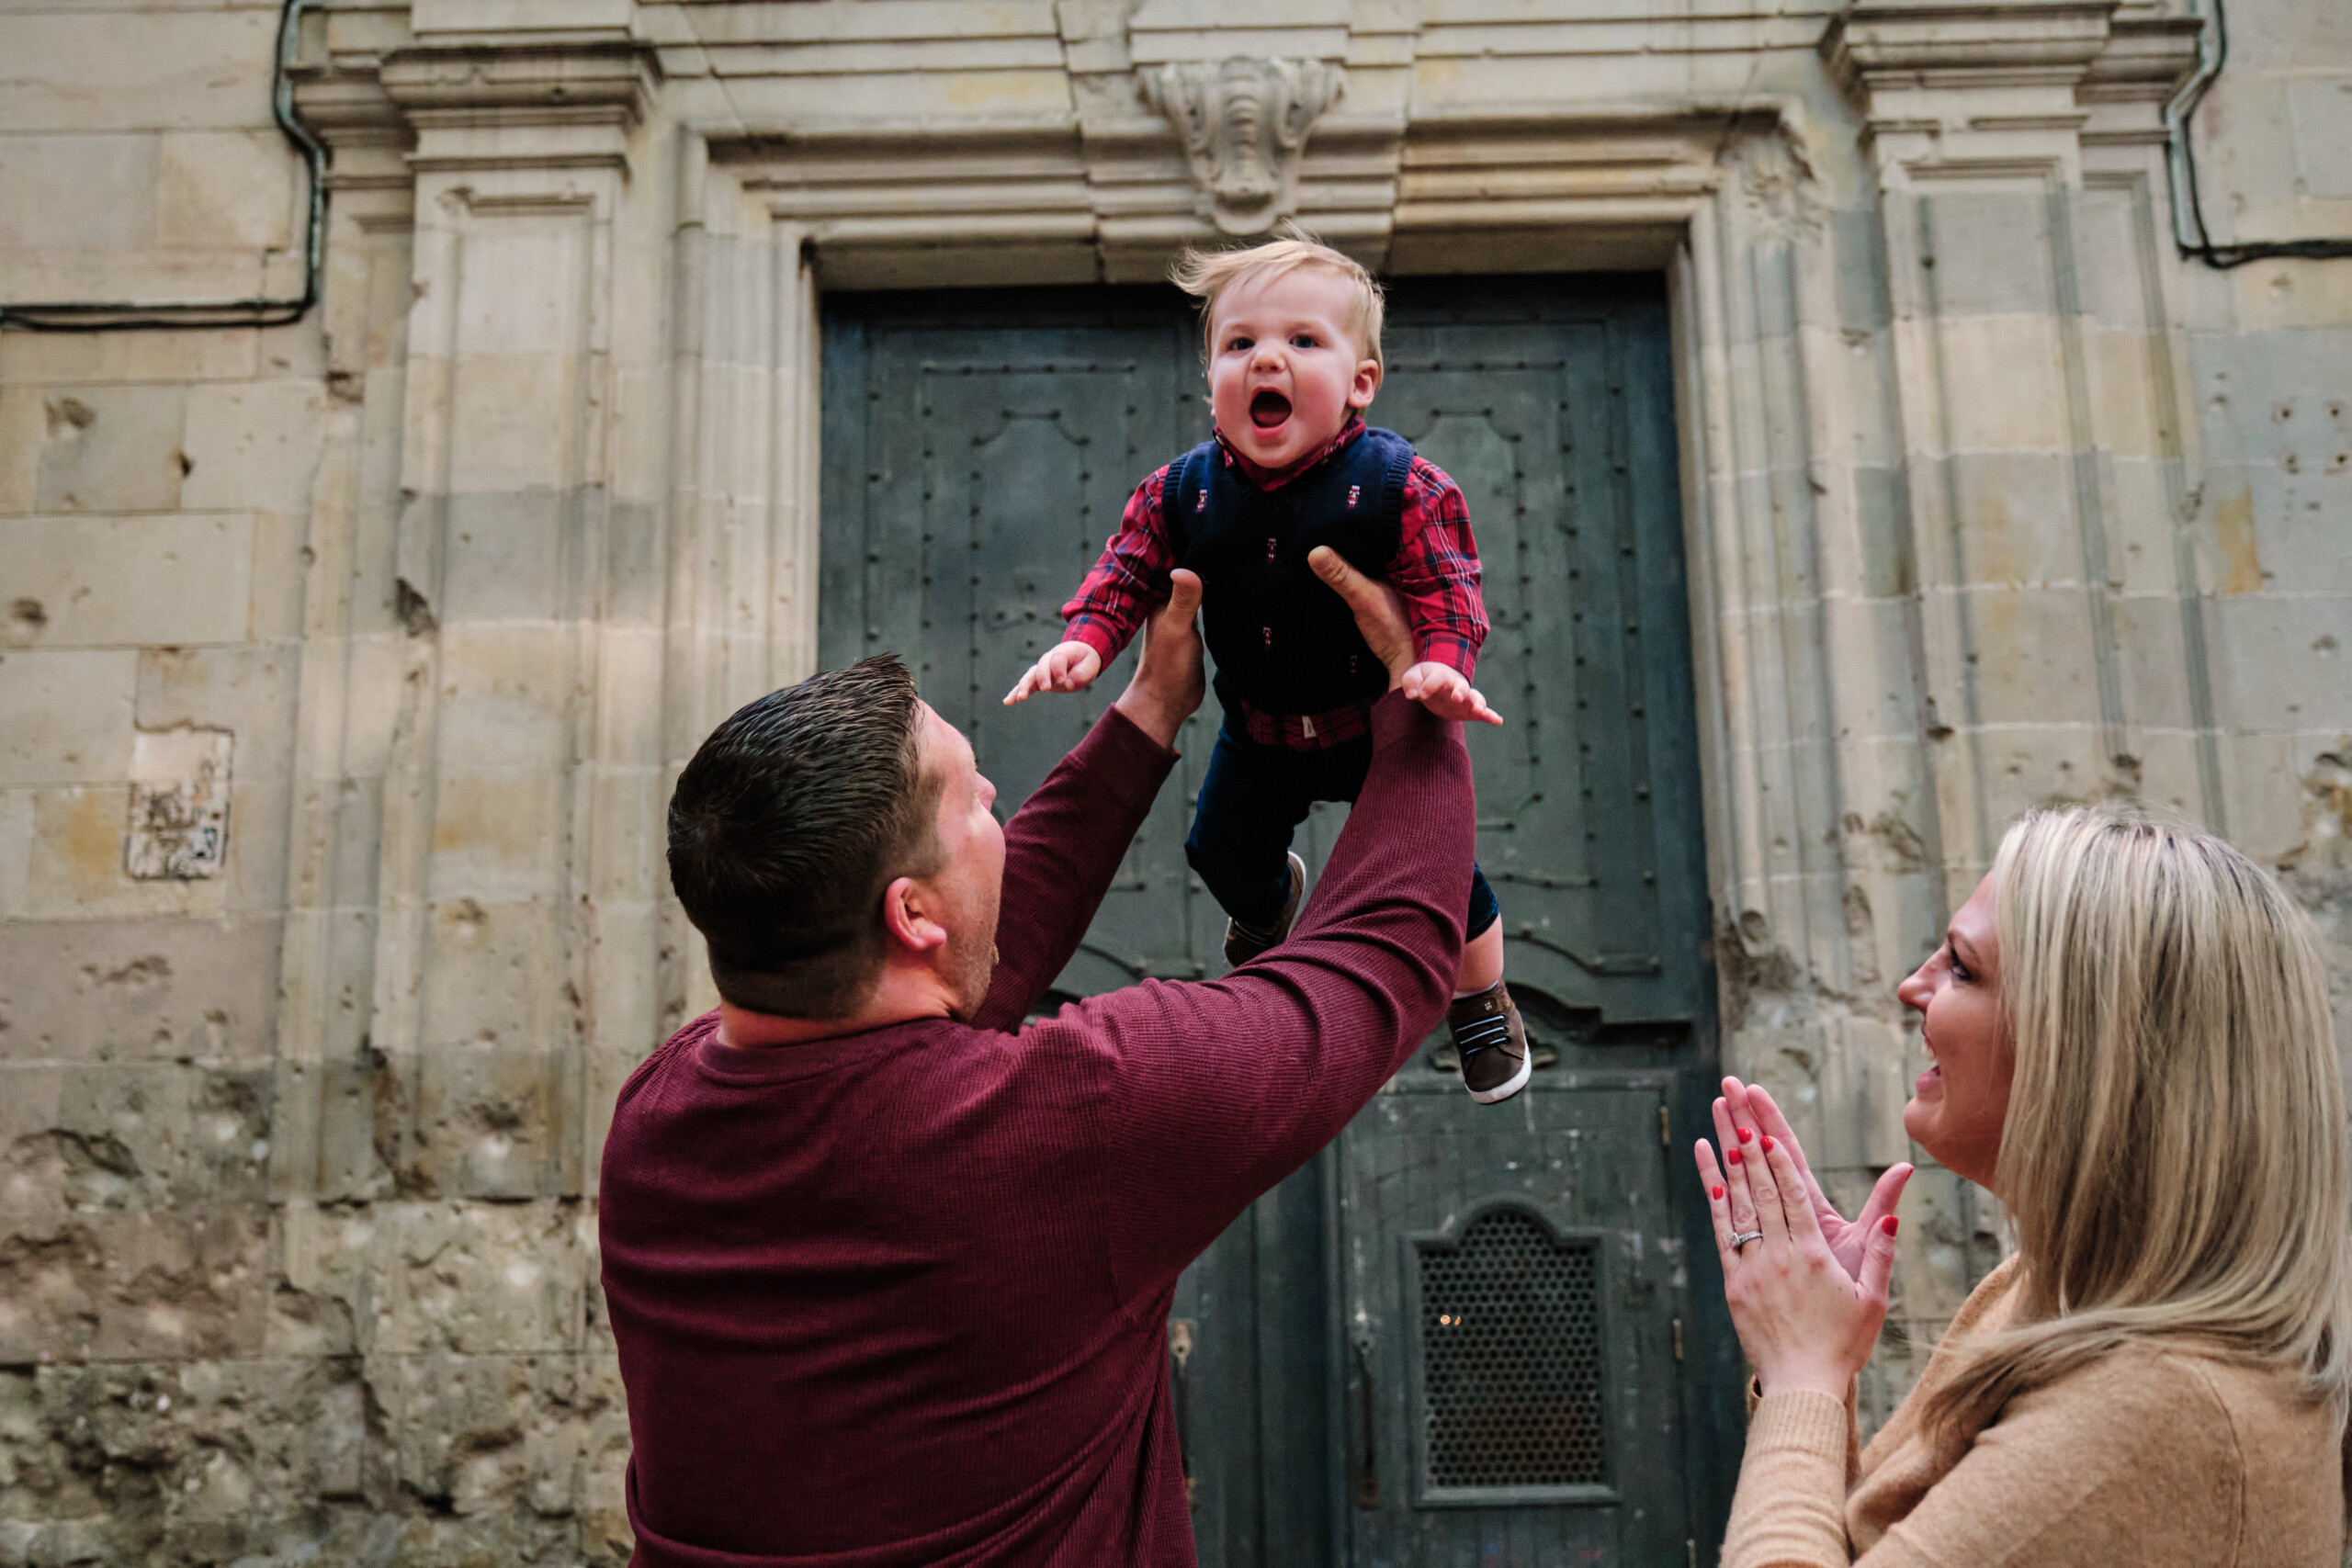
top-left (1185, 718), bottom-right (1501, 939)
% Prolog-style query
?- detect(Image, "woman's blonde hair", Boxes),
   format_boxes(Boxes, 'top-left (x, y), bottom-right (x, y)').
top-left (1170, 232), bottom-right (1385, 369)
top-left (1921, 805), bottom-right (2352, 1438)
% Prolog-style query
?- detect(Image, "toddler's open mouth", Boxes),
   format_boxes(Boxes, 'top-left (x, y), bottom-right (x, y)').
top-left (1249, 389), bottom-right (1292, 429)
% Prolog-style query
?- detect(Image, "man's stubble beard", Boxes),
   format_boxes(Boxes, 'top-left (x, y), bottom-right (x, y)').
top-left (944, 903), bottom-right (1001, 1021)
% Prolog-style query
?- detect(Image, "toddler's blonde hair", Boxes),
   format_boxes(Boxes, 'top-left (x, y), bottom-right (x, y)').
top-left (1170, 233), bottom-right (1385, 370)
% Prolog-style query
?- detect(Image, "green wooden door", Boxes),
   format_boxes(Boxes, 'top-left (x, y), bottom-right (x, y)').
top-left (819, 278), bottom-right (1733, 1567)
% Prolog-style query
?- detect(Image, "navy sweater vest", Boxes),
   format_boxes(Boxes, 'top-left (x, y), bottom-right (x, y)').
top-left (1162, 426), bottom-right (1416, 717)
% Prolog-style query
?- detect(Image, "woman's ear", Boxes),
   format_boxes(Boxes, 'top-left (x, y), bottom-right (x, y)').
top-left (880, 875), bottom-right (948, 955)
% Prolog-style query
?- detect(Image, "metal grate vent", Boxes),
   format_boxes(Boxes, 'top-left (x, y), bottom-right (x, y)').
top-left (1417, 1209), bottom-right (1605, 1490)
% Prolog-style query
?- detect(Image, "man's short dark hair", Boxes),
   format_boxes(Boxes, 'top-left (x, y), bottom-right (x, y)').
top-left (667, 655), bottom-right (946, 1019)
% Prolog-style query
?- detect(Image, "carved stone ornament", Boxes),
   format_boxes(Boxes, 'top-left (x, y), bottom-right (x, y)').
top-left (1137, 58), bottom-right (1345, 235)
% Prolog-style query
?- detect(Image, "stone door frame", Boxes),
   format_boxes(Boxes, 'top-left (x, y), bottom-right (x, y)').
top-left (277, 6), bottom-right (2207, 1393)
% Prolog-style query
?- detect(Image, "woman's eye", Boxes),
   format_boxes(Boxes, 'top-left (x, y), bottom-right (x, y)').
top-left (1947, 943), bottom-right (1973, 982)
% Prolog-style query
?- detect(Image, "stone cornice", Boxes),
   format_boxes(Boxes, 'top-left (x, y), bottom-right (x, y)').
top-left (1823, 2), bottom-right (2116, 95)
top-left (379, 42), bottom-right (662, 131)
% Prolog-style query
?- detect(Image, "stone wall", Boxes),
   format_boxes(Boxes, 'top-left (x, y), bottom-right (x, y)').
top-left (0, 0), bottom-right (2346, 1563)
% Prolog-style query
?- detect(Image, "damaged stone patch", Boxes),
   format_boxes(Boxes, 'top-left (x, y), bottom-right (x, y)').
top-left (123, 728), bottom-right (231, 882)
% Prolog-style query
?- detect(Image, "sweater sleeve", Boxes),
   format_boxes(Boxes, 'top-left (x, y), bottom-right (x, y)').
top-left (1056, 693), bottom-right (1473, 1296)
top-left (1724, 1353), bottom-right (2245, 1568)
top-left (967, 705), bottom-right (1179, 1033)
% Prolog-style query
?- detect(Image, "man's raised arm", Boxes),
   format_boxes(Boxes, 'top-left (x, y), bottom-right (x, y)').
top-left (969, 571), bottom-right (1206, 1031)
top-left (1050, 552), bottom-right (1482, 1288)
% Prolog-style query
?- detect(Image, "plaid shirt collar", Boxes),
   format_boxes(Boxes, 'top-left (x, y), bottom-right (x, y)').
top-left (1210, 415), bottom-right (1367, 491)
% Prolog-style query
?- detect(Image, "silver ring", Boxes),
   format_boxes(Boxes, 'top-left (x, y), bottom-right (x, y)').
top-left (1729, 1230), bottom-right (1764, 1251)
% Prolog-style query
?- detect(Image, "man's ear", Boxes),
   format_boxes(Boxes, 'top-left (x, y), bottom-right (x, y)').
top-left (880, 875), bottom-right (948, 956)
top-left (1350, 357), bottom-right (1383, 410)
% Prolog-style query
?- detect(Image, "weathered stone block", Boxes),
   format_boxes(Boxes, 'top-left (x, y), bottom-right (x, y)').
top-left (0, 650), bottom-right (135, 787)
top-left (0, 326), bottom-right (259, 390)
top-left (2188, 325), bottom-right (2352, 455)
top-left (179, 379), bottom-right (324, 517)
top-left (413, 899), bottom-right (568, 1063)
top-left (2114, 594), bottom-right (2200, 734)
top-left (1921, 320), bottom-right (2072, 457)
top-left (0, 11), bottom-right (279, 134)
top-left (438, 490), bottom-right (570, 624)
top-left (17, 786), bottom-right (228, 923)
top-left (1914, 186), bottom-right (2063, 318)
top-left (1971, 720), bottom-right (2112, 823)
top-left (0, 515), bottom-right (254, 651)
top-left (432, 626), bottom-right (577, 773)
top-left (31, 387), bottom-right (188, 515)
top-left (0, 1063), bottom-right (270, 1217)
top-left (0, 386), bottom-right (41, 517)
top-left (409, 1043), bottom-right (581, 1201)
top-left (371, 1351), bottom-right (605, 1527)
top-left (267, 1200), bottom-right (375, 1360)
top-left (2207, 449), bottom-right (2352, 598)
top-left (0, 1208), bottom-right (266, 1364)
top-left (0, 914), bottom-right (281, 1065)
top-left (135, 645), bottom-right (300, 918)
top-left (152, 130), bottom-right (297, 254)
top-left (367, 1200), bottom-right (587, 1358)
top-left (0, 134), bottom-right (156, 252)
top-left (2217, 592), bottom-right (2352, 732)
top-left (1953, 582), bottom-right (2107, 726)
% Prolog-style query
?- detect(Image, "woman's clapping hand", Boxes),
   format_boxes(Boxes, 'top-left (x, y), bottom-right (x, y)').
top-left (1696, 1077), bottom-right (1913, 1398)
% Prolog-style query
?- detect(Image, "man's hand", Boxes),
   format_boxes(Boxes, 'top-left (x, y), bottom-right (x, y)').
top-left (1310, 547), bottom-right (1502, 724)
top-left (1111, 569), bottom-right (1205, 749)
top-left (1307, 547), bottom-right (1414, 685)
top-left (1004, 640), bottom-right (1103, 706)
top-left (1401, 660), bottom-right (1503, 726)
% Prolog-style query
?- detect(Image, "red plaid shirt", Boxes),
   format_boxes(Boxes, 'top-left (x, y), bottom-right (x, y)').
top-left (1061, 419), bottom-right (1487, 750)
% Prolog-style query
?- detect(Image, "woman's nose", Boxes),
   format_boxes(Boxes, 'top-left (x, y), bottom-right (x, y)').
top-left (1895, 964), bottom-right (1932, 1014)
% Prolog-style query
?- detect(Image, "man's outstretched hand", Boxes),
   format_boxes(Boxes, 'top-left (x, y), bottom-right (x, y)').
top-left (1110, 569), bottom-right (1206, 749)
top-left (1309, 547), bottom-right (1502, 726)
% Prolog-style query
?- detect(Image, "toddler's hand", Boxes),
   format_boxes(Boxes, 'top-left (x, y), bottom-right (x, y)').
top-left (1003, 640), bottom-right (1103, 705)
top-left (1401, 661), bottom-right (1503, 726)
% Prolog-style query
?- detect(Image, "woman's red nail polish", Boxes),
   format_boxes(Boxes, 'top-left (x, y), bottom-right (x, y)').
top-left (1760, 1135), bottom-right (1775, 1154)
top-left (1737, 1126), bottom-right (1753, 1144)
top-left (1712, 1185), bottom-right (1724, 1201)
top-left (1881, 1215), bottom-right (1900, 1236)
top-left (1727, 1148), bottom-right (1742, 1166)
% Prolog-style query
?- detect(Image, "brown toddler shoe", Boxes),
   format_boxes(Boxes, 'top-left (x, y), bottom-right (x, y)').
top-left (1446, 980), bottom-right (1531, 1102)
top-left (1223, 851), bottom-right (1306, 969)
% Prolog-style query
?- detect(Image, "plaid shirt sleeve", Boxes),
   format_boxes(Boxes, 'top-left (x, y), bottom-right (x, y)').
top-left (1060, 465), bottom-right (1178, 666)
top-left (1390, 456), bottom-right (1488, 679)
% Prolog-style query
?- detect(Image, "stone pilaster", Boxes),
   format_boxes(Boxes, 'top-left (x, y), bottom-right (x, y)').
top-left (1821, 0), bottom-right (2207, 1398)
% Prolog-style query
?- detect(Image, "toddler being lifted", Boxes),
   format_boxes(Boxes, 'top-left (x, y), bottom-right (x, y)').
top-left (1006, 238), bottom-right (1530, 1102)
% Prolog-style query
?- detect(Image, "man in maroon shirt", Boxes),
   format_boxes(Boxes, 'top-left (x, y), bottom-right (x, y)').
top-left (599, 548), bottom-right (1477, 1566)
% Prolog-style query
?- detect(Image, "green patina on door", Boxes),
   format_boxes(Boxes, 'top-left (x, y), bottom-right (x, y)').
top-left (820, 278), bottom-right (1736, 1567)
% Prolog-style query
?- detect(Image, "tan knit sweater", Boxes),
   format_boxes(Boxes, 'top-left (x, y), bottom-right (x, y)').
top-left (1724, 1256), bottom-right (2347, 1567)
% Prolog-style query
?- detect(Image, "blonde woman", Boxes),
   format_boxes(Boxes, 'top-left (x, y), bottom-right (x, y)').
top-left (1696, 806), bottom-right (2351, 1565)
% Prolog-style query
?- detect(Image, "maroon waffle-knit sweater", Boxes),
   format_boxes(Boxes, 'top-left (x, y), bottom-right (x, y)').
top-left (598, 692), bottom-right (1472, 1567)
